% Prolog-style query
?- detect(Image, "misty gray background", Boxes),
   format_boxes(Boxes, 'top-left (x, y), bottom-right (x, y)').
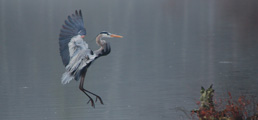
top-left (0, 0), bottom-right (258, 120)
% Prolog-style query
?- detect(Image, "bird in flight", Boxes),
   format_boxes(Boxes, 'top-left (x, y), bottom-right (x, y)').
top-left (58, 10), bottom-right (123, 108)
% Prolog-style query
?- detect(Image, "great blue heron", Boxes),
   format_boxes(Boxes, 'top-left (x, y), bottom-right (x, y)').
top-left (58, 10), bottom-right (123, 108)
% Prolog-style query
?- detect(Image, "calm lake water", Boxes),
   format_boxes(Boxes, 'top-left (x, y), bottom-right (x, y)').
top-left (0, 0), bottom-right (258, 119)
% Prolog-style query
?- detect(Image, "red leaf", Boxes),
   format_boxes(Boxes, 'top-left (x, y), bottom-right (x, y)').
top-left (228, 92), bottom-right (232, 99)
top-left (238, 97), bottom-right (242, 103)
top-left (228, 92), bottom-right (231, 96)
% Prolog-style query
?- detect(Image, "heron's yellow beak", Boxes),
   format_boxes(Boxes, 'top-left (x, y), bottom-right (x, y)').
top-left (110, 34), bottom-right (123, 38)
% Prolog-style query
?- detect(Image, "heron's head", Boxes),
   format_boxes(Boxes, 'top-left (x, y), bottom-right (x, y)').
top-left (99, 31), bottom-right (123, 38)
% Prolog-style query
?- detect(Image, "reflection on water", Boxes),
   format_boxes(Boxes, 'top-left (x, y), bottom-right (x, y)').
top-left (0, 0), bottom-right (258, 119)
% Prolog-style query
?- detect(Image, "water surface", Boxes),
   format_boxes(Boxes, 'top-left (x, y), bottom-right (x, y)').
top-left (0, 0), bottom-right (258, 119)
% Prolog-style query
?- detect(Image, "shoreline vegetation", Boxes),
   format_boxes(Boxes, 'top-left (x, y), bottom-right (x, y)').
top-left (188, 85), bottom-right (258, 120)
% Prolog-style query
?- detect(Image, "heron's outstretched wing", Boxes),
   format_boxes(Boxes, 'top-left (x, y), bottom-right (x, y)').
top-left (59, 10), bottom-right (86, 66)
top-left (59, 10), bottom-right (95, 84)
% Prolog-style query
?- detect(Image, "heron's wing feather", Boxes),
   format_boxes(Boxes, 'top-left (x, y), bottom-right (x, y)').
top-left (61, 36), bottom-right (97, 84)
top-left (61, 46), bottom-right (96, 84)
top-left (59, 10), bottom-right (86, 66)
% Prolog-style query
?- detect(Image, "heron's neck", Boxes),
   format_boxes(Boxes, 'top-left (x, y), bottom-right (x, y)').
top-left (96, 34), bottom-right (105, 47)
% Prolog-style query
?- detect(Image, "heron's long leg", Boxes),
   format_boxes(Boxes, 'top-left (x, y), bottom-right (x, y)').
top-left (79, 74), bottom-right (95, 108)
top-left (80, 79), bottom-right (104, 105)
top-left (84, 89), bottom-right (104, 104)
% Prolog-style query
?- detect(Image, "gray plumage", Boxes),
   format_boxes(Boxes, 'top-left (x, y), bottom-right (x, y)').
top-left (61, 35), bottom-right (96, 84)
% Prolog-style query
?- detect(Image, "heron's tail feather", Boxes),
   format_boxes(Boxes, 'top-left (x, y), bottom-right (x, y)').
top-left (61, 71), bottom-right (74, 84)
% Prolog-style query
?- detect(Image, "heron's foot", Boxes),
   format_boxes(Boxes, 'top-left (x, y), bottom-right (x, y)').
top-left (87, 98), bottom-right (95, 108)
top-left (95, 96), bottom-right (104, 105)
